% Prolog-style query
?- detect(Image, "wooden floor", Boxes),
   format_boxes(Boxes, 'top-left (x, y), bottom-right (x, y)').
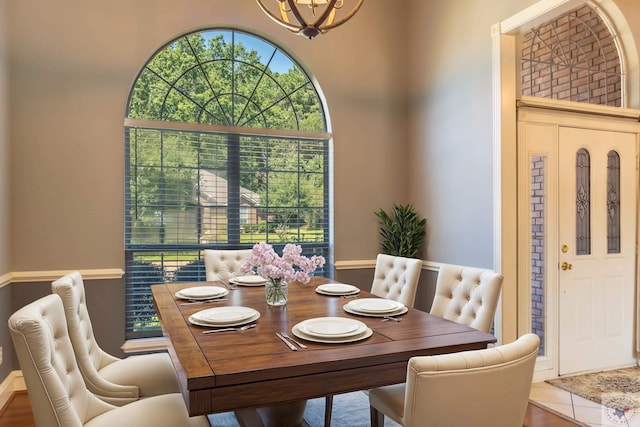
top-left (0, 391), bottom-right (585, 427)
top-left (525, 401), bottom-right (588, 427)
top-left (0, 392), bottom-right (35, 427)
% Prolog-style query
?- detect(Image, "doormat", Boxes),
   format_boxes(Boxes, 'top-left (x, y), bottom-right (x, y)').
top-left (547, 367), bottom-right (640, 411)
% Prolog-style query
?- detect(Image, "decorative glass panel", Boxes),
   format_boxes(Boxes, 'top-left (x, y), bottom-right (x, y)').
top-left (576, 148), bottom-right (591, 255)
top-left (531, 156), bottom-right (546, 356)
top-left (607, 150), bottom-right (621, 253)
top-left (520, 4), bottom-right (622, 106)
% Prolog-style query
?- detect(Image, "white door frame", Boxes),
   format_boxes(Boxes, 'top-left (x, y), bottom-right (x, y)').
top-left (491, 0), bottom-right (640, 380)
top-left (516, 98), bottom-right (640, 379)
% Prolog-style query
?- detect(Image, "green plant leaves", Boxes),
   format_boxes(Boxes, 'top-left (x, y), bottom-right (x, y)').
top-left (375, 204), bottom-right (427, 258)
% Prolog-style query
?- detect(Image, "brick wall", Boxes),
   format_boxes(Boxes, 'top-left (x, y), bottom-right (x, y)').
top-left (530, 156), bottom-right (545, 356)
top-left (521, 5), bottom-right (621, 107)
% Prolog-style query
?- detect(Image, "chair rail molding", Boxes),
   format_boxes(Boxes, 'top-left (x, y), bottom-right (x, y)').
top-left (335, 259), bottom-right (440, 272)
top-left (0, 268), bottom-right (125, 288)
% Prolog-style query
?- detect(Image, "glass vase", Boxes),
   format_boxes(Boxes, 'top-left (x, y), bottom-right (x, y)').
top-left (265, 279), bottom-right (288, 306)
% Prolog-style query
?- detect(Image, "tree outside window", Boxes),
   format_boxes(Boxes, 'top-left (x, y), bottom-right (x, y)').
top-left (124, 29), bottom-right (331, 338)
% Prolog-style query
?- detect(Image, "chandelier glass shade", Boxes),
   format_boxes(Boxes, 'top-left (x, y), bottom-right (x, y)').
top-left (256, 0), bottom-right (366, 39)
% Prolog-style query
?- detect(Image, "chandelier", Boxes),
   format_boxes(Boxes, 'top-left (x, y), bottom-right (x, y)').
top-left (256, 0), bottom-right (366, 39)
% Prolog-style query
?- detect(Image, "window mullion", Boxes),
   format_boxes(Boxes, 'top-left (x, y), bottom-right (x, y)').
top-left (228, 134), bottom-right (241, 244)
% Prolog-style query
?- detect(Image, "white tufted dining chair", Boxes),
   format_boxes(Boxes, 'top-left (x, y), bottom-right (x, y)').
top-left (369, 333), bottom-right (540, 427)
top-left (52, 271), bottom-right (180, 406)
top-left (325, 254), bottom-right (422, 427)
top-left (204, 249), bottom-right (252, 282)
top-left (9, 294), bottom-right (210, 427)
top-left (370, 254), bottom-right (423, 308)
top-left (429, 263), bottom-right (503, 333)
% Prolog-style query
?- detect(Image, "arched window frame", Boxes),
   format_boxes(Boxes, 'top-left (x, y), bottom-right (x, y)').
top-left (124, 28), bottom-right (332, 338)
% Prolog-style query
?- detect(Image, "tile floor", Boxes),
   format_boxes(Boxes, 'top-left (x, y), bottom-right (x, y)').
top-left (530, 381), bottom-right (640, 426)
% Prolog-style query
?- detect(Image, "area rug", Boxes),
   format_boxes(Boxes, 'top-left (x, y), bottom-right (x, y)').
top-left (207, 391), bottom-right (402, 427)
top-left (547, 367), bottom-right (640, 411)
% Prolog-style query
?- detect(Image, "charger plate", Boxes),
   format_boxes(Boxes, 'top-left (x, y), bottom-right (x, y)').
top-left (189, 312), bottom-right (260, 328)
top-left (175, 286), bottom-right (228, 300)
top-left (343, 302), bottom-right (408, 318)
top-left (292, 323), bottom-right (372, 344)
top-left (229, 275), bottom-right (268, 286)
top-left (190, 306), bottom-right (260, 326)
top-left (296, 317), bottom-right (366, 338)
top-left (315, 283), bottom-right (360, 296)
top-left (346, 298), bottom-right (404, 313)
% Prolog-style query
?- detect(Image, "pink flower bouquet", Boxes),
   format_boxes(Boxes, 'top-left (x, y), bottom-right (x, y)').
top-left (241, 242), bottom-right (326, 284)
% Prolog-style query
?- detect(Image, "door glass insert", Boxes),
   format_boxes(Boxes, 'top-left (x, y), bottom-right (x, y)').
top-left (576, 148), bottom-right (591, 255)
top-left (520, 4), bottom-right (622, 107)
top-left (531, 155), bottom-right (545, 356)
top-left (607, 150), bottom-right (621, 254)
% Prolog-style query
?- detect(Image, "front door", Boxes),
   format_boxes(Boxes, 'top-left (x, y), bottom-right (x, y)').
top-left (517, 102), bottom-right (640, 379)
top-left (558, 126), bottom-right (637, 375)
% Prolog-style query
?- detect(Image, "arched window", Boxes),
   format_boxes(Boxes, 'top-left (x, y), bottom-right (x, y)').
top-left (520, 4), bottom-right (622, 106)
top-left (124, 29), bottom-right (331, 338)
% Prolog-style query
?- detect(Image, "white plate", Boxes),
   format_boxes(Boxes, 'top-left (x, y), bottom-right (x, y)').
top-left (229, 275), bottom-right (268, 286)
top-left (292, 325), bottom-right (373, 344)
top-left (347, 298), bottom-right (405, 314)
top-left (189, 312), bottom-right (260, 328)
top-left (191, 306), bottom-right (259, 325)
top-left (343, 303), bottom-right (408, 318)
top-left (295, 317), bottom-right (366, 338)
top-left (315, 283), bottom-right (360, 295)
top-left (316, 288), bottom-right (360, 297)
top-left (175, 286), bottom-right (228, 300)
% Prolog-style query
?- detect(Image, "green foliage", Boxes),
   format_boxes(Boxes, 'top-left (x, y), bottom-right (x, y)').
top-left (126, 30), bottom-right (327, 243)
top-left (375, 204), bottom-right (427, 258)
top-left (128, 31), bottom-right (325, 131)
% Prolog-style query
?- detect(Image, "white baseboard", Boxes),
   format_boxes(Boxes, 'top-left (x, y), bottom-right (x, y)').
top-left (0, 370), bottom-right (25, 411)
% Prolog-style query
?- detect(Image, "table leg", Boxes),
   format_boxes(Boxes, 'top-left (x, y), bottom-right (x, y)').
top-left (235, 400), bottom-right (309, 427)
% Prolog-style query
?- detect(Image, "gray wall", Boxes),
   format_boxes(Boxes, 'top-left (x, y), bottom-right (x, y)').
top-left (405, 0), bottom-right (537, 267)
top-left (0, 0), bottom-right (8, 276)
top-left (3, 278), bottom-right (126, 376)
top-left (0, 286), bottom-right (11, 381)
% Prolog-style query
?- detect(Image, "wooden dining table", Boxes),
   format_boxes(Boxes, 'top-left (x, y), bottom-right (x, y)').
top-left (152, 276), bottom-right (496, 426)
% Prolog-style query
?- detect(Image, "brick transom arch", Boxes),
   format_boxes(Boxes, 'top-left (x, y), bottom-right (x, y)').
top-left (520, 4), bottom-right (622, 106)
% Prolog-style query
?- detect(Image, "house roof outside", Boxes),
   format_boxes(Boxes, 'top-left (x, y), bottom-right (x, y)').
top-left (199, 169), bottom-right (260, 207)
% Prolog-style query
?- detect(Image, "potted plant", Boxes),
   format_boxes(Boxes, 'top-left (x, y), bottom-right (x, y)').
top-left (375, 203), bottom-right (427, 258)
